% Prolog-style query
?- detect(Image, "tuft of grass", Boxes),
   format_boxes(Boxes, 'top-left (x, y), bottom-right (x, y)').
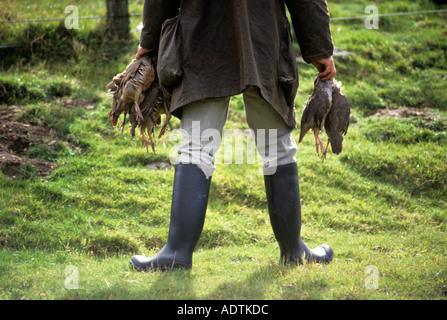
top-left (0, 74), bottom-right (75, 105)
top-left (361, 117), bottom-right (447, 144)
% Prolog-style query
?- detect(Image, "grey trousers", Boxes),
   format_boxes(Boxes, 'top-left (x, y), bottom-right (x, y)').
top-left (173, 86), bottom-right (297, 177)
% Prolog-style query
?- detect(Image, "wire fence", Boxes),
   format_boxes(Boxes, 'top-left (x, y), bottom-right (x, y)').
top-left (330, 9), bottom-right (447, 21)
top-left (0, 13), bottom-right (142, 24)
top-left (0, 9), bottom-right (446, 24)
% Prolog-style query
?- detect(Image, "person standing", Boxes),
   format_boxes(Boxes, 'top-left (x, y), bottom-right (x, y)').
top-left (130, 0), bottom-right (336, 271)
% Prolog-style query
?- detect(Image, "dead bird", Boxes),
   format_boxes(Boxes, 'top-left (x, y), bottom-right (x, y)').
top-left (299, 74), bottom-right (334, 157)
top-left (106, 55), bottom-right (156, 128)
top-left (106, 54), bottom-right (171, 153)
top-left (323, 80), bottom-right (350, 155)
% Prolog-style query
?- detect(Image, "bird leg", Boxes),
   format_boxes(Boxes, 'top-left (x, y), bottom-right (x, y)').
top-left (321, 139), bottom-right (330, 162)
top-left (313, 131), bottom-right (324, 156)
top-left (134, 101), bottom-right (144, 125)
top-left (158, 102), bottom-right (172, 138)
top-left (120, 112), bottom-right (127, 135)
top-left (148, 131), bottom-right (156, 153)
top-left (323, 139), bottom-right (331, 156)
top-left (141, 128), bottom-right (156, 154)
top-left (140, 130), bottom-right (149, 153)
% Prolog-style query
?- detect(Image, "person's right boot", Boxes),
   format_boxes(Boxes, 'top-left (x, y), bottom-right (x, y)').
top-left (264, 162), bottom-right (334, 265)
top-left (130, 163), bottom-right (211, 271)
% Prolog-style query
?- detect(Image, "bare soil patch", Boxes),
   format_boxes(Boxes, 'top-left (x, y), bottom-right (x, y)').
top-left (0, 105), bottom-right (59, 178)
top-left (367, 105), bottom-right (440, 120)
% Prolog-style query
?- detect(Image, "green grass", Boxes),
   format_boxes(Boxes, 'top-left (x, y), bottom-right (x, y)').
top-left (1, 0), bottom-right (446, 300)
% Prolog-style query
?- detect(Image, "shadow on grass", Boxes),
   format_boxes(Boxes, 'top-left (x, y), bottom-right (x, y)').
top-left (202, 263), bottom-right (329, 300)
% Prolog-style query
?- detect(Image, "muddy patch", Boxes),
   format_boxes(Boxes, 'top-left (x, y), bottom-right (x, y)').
top-left (367, 105), bottom-right (440, 120)
top-left (0, 105), bottom-right (60, 178)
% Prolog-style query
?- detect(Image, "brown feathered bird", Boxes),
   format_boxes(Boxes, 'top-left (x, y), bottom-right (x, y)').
top-left (107, 55), bottom-right (156, 127)
top-left (299, 75), bottom-right (334, 157)
top-left (129, 83), bottom-right (171, 153)
top-left (299, 75), bottom-right (351, 160)
top-left (324, 80), bottom-right (350, 155)
top-left (106, 54), bottom-right (171, 153)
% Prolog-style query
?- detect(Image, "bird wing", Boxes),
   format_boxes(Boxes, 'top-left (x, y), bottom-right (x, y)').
top-left (323, 83), bottom-right (351, 155)
top-left (332, 90), bottom-right (351, 135)
top-left (299, 95), bottom-right (317, 142)
top-left (339, 94), bottom-right (351, 135)
top-left (312, 89), bottom-right (331, 130)
top-left (299, 80), bottom-right (332, 142)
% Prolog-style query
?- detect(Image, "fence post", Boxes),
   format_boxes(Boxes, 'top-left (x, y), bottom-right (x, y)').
top-left (106, 0), bottom-right (129, 40)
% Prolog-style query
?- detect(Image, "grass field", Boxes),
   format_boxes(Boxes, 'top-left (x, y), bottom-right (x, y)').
top-left (0, 0), bottom-right (446, 301)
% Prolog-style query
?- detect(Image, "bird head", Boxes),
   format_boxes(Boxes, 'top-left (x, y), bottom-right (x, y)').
top-left (327, 131), bottom-right (343, 155)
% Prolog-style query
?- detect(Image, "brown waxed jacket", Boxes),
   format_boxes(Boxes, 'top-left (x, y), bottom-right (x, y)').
top-left (140, 0), bottom-right (333, 128)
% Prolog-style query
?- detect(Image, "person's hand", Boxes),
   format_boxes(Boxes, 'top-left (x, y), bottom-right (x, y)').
top-left (311, 56), bottom-right (336, 80)
top-left (135, 45), bottom-right (152, 59)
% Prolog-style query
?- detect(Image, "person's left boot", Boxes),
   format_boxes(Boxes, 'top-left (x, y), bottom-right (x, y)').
top-left (264, 162), bottom-right (334, 265)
